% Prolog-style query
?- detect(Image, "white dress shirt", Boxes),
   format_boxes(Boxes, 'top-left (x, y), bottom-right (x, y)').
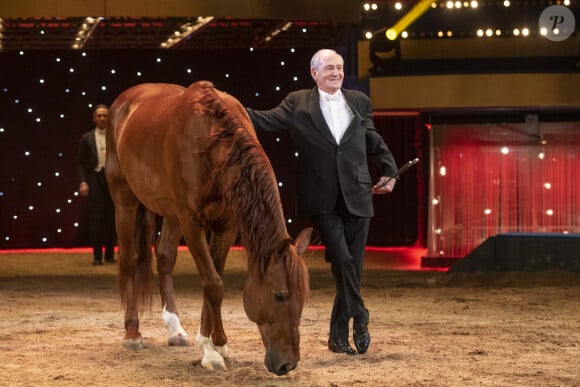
top-left (319, 90), bottom-right (353, 144)
top-left (94, 128), bottom-right (106, 172)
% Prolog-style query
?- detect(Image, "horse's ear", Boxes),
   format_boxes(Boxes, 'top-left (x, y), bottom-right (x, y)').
top-left (293, 228), bottom-right (313, 256)
top-left (275, 238), bottom-right (292, 259)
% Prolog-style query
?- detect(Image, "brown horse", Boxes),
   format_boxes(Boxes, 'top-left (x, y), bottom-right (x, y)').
top-left (105, 81), bottom-right (312, 375)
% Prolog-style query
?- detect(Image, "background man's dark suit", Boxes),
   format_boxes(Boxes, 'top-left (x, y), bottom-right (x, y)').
top-left (247, 85), bottom-right (398, 353)
top-left (77, 127), bottom-right (116, 264)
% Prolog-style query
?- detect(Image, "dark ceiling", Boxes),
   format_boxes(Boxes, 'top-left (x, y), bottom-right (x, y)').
top-left (0, 17), bottom-right (356, 50)
top-left (0, 0), bottom-right (578, 56)
top-left (0, 0), bottom-right (364, 50)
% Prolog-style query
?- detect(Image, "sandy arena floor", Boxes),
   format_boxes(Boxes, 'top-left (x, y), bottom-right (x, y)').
top-left (0, 248), bottom-right (579, 386)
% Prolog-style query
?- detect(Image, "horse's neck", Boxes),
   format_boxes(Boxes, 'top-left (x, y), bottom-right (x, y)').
top-left (233, 167), bottom-right (287, 263)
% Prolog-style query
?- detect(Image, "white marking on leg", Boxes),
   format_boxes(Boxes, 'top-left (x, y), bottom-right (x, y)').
top-left (162, 305), bottom-right (189, 345)
top-left (196, 328), bottom-right (227, 371)
top-left (216, 341), bottom-right (229, 359)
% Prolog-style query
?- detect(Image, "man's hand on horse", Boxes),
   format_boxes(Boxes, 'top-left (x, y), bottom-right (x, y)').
top-left (372, 176), bottom-right (396, 195)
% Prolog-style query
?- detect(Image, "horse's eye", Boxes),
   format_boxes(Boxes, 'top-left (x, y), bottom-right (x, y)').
top-left (273, 292), bottom-right (288, 303)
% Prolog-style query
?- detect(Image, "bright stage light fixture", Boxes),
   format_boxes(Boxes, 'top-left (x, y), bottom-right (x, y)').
top-left (386, 0), bottom-right (434, 40)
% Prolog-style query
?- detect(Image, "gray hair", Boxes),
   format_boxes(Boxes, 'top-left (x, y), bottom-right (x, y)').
top-left (310, 49), bottom-right (342, 70)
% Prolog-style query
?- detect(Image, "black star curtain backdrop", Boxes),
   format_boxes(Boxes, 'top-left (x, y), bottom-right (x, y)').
top-left (0, 49), bottom-right (418, 249)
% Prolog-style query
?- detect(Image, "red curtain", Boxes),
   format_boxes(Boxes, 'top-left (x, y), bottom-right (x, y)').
top-left (427, 121), bottom-right (580, 258)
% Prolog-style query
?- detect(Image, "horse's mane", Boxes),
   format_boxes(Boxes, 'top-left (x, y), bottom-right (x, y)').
top-left (192, 81), bottom-right (308, 298)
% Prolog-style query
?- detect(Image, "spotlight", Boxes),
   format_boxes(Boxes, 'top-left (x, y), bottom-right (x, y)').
top-left (72, 17), bottom-right (102, 49)
top-left (161, 17), bottom-right (214, 48)
top-left (386, 0), bottom-right (434, 40)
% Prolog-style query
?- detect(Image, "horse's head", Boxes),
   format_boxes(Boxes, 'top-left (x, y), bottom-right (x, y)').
top-left (243, 228), bottom-right (312, 375)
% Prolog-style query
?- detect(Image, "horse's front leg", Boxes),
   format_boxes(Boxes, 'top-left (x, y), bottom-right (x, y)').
top-left (180, 217), bottom-right (230, 371)
top-left (155, 216), bottom-right (190, 346)
top-left (197, 226), bottom-right (238, 360)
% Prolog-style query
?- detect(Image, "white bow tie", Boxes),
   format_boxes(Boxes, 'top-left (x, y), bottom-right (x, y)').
top-left (323, 93), bottom-right (342, 102)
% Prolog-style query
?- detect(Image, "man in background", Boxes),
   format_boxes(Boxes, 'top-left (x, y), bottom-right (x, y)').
top-left (77, 104), bottom-right (116, 265)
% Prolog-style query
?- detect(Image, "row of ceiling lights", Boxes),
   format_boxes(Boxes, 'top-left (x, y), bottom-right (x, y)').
top-left (365, 26), bottom-right (536, 39)
top-left (71, 16), bottom-right (101, 49)
top-left (0, 16), bottom-right (306, 50)
top-left (364, 26), bottom-right (576, 39)
top-left (159, 16), bottom-right (214, 48)
top-left (361, 0), bottom-right (575, 39)
top-left (0, 0), bottom-right (574, 50)
top-left (363, 0), bottom-right (572, 10)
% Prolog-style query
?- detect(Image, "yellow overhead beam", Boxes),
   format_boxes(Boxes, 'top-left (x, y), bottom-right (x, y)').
top-left (386, 0), bottom-right (433, 40)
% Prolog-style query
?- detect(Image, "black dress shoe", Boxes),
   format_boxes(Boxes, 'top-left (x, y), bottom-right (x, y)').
top-left (353, 315), bottom-right (371, 354)
top-left (328, 338), bottom-right (357, 355)
top-left (92, 260), bottom-right (102, 266)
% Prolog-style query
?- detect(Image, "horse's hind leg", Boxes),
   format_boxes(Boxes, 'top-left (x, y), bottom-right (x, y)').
top-left (155, 216), bottom-right (190, 346)
top-left (115, 200), bottom-right (155, 351)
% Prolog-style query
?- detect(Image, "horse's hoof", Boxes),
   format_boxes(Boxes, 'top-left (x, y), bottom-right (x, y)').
top-left (168, 335), bottom-right (191, 346)
top-left (201, 358), bottom-right (227, 371)
top-left (123, 338), bottom-right (144, 351)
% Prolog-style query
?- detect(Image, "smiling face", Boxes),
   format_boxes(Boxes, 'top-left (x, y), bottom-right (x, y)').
top-left (310, 49), bottom-right (344, 94)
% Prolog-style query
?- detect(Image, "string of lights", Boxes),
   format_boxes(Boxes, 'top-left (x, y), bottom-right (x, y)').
top-left (0, 48), bottom-right (320, 248)
top-left (71, 16), bottom-right (102, 49)
top-left (361, 0), bottom-right (577, 40)
top-left (0, 17), bottom-right (348, 50)
top-left (160, 16), bottom-right (214, 48)
top-left (0, 19), bottom-right (3, 50)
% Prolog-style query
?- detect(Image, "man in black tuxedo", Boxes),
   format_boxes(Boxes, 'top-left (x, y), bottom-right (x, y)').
top-left (247, 49), bottom-right (398, 355)
top-left (77, 105), bottom-right (116, 265)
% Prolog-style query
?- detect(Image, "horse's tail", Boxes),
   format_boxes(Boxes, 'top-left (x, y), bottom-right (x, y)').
top-left (118, 204), bottom-right (155, 311)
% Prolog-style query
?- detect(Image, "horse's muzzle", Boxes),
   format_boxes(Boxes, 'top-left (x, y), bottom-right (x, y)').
top-left (264, 352), bottom-right (298, 376)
